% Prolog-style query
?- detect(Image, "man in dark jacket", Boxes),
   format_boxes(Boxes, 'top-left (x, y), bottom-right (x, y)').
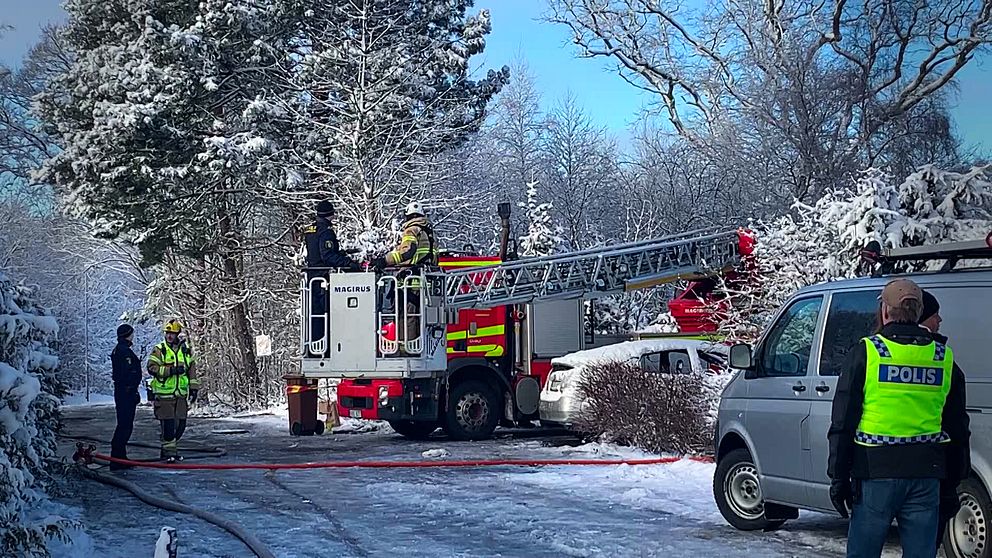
top-left (304, 200), bottom-right (355, 270)
top-left (828, 279), bottom-right (969, 558)
top-left (110, 324), bottom-right (142, 470)
top-left (919, 290), bottom-right (971, 549)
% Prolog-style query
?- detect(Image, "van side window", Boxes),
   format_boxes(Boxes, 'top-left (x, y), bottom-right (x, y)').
top-left (758, 296), bottom-right (823, 377)
top-left (818, 290), bottom-right (882, 377)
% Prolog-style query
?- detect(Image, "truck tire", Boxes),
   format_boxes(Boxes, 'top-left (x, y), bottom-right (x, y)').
top-left (388, 420), bottom-right (437, 440)
top-left (944, 477), bottom-right (991, 558)
top-left (713, 448), bottom-right (787, 531)
top-left (444, 380), bottom-right (500, 441)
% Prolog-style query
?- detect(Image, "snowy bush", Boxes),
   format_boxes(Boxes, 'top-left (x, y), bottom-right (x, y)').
top-left (0, 271), bottom-right (72, 556)
top-left (717, 165), bottom-right (992, 344)
top-left (575, 361), bottom-right (711, 455)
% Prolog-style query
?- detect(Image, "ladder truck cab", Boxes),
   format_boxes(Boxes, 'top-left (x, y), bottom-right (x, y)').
top-left (298, 223), bottom-right (747, 441)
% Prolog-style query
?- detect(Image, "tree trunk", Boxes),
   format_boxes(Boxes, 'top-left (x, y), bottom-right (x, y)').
top-left (218, 211), bottom-right (261, 407)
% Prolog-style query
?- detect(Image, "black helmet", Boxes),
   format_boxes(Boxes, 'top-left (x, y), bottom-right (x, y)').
top-left (117, 324), bottom-right (134, 338)
top-left (316, 200), bottom-right (335, 217)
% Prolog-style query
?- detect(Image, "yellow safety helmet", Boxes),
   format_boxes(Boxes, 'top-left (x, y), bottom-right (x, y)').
top-left (163, 319), bottom-right (183, 334)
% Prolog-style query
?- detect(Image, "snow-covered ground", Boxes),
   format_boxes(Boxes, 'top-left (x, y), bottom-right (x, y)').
top-left (55, 403), bottom-right (903, 558)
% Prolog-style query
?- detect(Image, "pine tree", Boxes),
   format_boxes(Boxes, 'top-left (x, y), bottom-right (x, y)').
top-left (0, 271), bottom-right (71, 556)
top-left (518, 179), bottom-right (564, 257)
top-left (290, 0), bottom-right (509, 238)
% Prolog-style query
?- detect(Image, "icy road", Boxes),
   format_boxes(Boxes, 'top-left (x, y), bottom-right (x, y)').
top-left (56, 403), bottom-right (894, 557)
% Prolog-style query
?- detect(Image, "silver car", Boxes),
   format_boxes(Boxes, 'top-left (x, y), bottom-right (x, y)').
top-left (713, 267), bottom-right (992, 558)
top-left (540, 338), bottom-right (729, 428)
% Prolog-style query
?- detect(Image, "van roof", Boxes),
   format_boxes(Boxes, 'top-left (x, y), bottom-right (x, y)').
top-left (795, 267), bottom-right (992, 297)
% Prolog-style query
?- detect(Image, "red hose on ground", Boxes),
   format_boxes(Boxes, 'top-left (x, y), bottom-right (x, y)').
top-left (88, 451), bottom-right (713, 471)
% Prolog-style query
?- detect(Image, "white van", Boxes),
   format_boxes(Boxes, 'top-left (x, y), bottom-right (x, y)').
top-left (713, 239), bottom-right (992, 558)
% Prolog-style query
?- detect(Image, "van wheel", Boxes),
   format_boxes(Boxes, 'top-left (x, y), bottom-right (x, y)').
top-left (444, 380), bottom-right (499, 441)
top-left (388, 420), bottom-right (437, 440)
top-left (945, 477), bottom-right (991, 558)
top-left (713, 448), bottom-right (787, 531)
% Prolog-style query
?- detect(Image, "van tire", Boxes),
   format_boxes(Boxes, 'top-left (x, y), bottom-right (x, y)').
top-left (944, 477), bottom-right (991, 558)
top-left (714, 448), bottom-right (787, 531)
top-left (444, 380), bottom-right (500, 441)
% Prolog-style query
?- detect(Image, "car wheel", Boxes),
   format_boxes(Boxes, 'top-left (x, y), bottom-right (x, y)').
top-left (713, 448), bottom-right (787, 531)
top-left (444, 380), bottom-right (500, 441)
top-left (945, 477), bottom-right (991, 558)
top-left (388, 420), bottom-right (437, 440)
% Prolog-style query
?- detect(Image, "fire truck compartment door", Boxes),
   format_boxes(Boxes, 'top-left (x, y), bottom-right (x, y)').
top-left (326, 273), bottom-right (376, 371)
top-left (529, 299), bottom-right (583, 358)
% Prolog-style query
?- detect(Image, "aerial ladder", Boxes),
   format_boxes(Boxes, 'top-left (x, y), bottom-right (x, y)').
top-left (295, 227), bottom-right (746, 439)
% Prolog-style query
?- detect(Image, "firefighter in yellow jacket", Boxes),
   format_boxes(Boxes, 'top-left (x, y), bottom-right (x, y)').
top-left (372, 202), bottom-right (438, 269)
top-left (147, 319), bottom-right (200, 462)
top-left (371, 202), bottom-right (439, 350)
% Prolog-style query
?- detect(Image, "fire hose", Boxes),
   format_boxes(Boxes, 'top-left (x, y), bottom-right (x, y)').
top-left (75, 463), bottom-right (276, 558)
top-left (71, 443), bottom-right (711, 558)
top-left (73, 444), bottom-right (712, 470)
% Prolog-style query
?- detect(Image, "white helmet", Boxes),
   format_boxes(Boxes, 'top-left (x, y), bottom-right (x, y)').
top-left (405, 201), bottom-right (425, 217)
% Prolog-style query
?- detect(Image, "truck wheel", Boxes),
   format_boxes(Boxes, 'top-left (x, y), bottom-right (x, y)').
top-left (713, 448), bottom-right (787, 531)
top-left (945, 477), bottom-right (991, 558)
top-left (444, 380), bottom-right (499, 441)
top-left (388, 420), bottom-right (437, 440)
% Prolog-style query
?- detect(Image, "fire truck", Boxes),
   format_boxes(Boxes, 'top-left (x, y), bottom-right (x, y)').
top-left (296, 210), bottom-right (746, 441)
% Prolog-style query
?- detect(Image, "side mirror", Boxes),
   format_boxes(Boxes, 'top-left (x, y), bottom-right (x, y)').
top-left (730, 344), bottom-right (754, 371)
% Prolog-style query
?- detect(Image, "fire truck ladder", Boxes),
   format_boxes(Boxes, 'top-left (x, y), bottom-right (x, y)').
top-left (438, 229), bottom-right (742, 310)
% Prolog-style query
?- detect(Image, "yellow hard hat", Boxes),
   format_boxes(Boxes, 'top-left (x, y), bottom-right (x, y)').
top-left (164, 319), bottom-right (183, 334)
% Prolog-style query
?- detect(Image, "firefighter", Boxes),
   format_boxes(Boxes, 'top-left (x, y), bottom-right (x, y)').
top-left (109, 323), bottom-right (142, 470)
top-left (371, 202), bottom-right (438, 350)
top-left (147, 319), bottom-right (200, 462)
top-left (372, 201), bottom-right (438, 269)
top-left (828, 279), bottom-right (968, 558)
top-left (918, 290), bottom-right (971, 550)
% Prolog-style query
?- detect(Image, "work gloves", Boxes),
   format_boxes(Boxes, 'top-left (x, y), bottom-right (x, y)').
top-left (939, 482), bottom-right (962, 523)
top-left (170, 365), bottom-right (186, 377)
top-left (830, 478), bottom-right (854, 518)
top-left (189, 389), bottom-right (199, 405)
top-left (371, 257), bottom-right (387, 271)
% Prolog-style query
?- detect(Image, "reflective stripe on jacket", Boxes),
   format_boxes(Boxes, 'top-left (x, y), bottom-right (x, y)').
top-left (385, 217), bottom-right (437, 266)
top-left (148, 341), bottom-right (199, 399)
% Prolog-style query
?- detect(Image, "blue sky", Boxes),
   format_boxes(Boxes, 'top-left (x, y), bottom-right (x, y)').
top-left (2, 0), bottom-right (989, 150)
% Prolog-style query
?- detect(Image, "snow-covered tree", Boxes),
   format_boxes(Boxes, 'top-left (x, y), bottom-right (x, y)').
top-left (717, 166), bottom-right (992, 343)
top-left (288, 0), bottom-right (509, 242)
top-left (0, 270), bottom-right (71, 556)
top-left (518, 179), bottom-right (564, 257)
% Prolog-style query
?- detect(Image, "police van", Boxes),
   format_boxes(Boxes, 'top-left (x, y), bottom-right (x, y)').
top-left (712, 237), bottom-right (992, 558)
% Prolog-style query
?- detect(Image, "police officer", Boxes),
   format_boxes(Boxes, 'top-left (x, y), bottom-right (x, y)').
top-left (304, 200), bottom-right (356, 269)
top-left (828, 279), bottom-right (968, 558)
top-left (147, 320), bottom-right (199, 462)
top-left (109, 324), bottom-right (142, 470)
top-left (919, 290), bottom-right (971, 550)
top-left (303, 201), bottom-right (356, 354)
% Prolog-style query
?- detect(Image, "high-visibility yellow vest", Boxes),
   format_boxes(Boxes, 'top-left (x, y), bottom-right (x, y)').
top-left (149, 341), bottom-right (196, 399)
top-left (855, 335), bottom-right (953, 446)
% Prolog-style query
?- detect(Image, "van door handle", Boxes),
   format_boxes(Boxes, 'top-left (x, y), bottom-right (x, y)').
top-left (815, 384), bottom-right (831, 393)
top-left (792, 382), bottom-right (806, 393)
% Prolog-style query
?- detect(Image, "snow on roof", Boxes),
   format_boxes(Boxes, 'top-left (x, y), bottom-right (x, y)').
top-left (552, 338), bottom-right (728, 369)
